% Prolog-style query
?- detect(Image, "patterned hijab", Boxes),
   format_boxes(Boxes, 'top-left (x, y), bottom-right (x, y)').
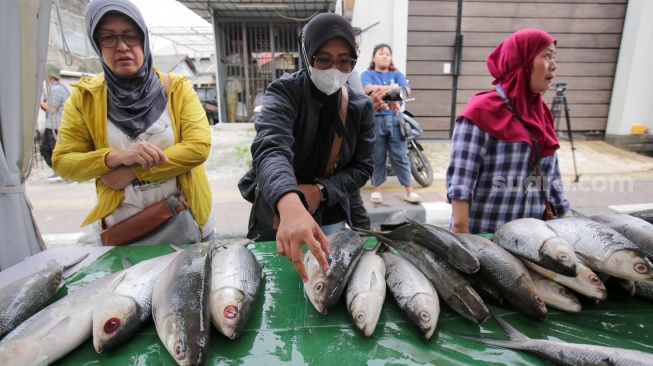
top-left (458, 29), bottom-right (559, 159)
top-left (85, 0), bottom-right (167, 138)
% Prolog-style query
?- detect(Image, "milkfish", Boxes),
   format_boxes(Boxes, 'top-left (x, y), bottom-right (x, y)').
top-left (304, 228), bottom-right (365, 314)
top-left (209, 241), bottom-right (263, 339)
top-left (494, 218), bottom-right (579, 277)
top-left (462, 274), bottom-right (504, 306)
top-left (528, 270), bottom-right (582, 313)
top-left (92, 252), bottom-right (179, 353)
top-left (0, 270), bottom-right (125, 366)
top-left (358, 228), bottom-right (489, 323)
top-left (521, 259), bottom-right (607, 301)
top-left (384, 219), bottom-right (480, 274)
top-left (457, 234), bottom-right (547, 321)
top-left (0, 254), bottom-right (87, 340)
top-left (600, 274), bottom-right (636, 297)
top-left (152, 243), bottom-right (212, 366)
top-left (547, 216), bottom-right (653, 283)
top-left (590, 213), bottom-right (653, 260)
top-left (630, 208), bottom-right (653, 225)
top-left (457, 313), bottom-right (653, 365)
top-left (346, 248), bottom-right (386, 337)
top-left (380, 252), bottom-right (439, 340)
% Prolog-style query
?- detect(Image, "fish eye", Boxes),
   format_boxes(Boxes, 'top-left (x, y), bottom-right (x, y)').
top-left (224, 305), bottom-right (239, 319)
top-left (103, 318), bottom-right (121, 334)
top-left (356, 312), bottom-right (366, 322)
top-left (174, 340), bottom-right (186, 359)
top-left (560, 288), bottom-right (574, 298)
top-left (589, 275), bottom-right (602, 284)
top-left (558, 253), bottom-right (568, 261)
top-left (634, 263), bottom-right (650, 274)
top-left (419, 312), bottom-right (430, 322)
top-left (314, 282), bottom-right (324, 293)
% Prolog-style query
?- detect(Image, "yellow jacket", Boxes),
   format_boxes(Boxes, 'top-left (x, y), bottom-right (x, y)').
top-left (52, 68), bottom-right (213, 229)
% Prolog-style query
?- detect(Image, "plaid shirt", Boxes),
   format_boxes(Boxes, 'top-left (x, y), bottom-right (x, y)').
top-left (44, 81), bottom-right (69, 129)
top-left (446, 118), bottom-right (569, 234)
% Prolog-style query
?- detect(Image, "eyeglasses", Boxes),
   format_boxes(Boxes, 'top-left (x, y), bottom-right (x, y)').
top-left (96, 31), bottom-right (142, 48)
top-left (312, 56), bottom-right (357, 72)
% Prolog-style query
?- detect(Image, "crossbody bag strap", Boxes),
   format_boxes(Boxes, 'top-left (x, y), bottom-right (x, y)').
top-left (494, 84), bottom-right (541, 169)
top-left (162, 72), bottom-right (171, 98)
top-left (323, 85), bottom-right (348, 177)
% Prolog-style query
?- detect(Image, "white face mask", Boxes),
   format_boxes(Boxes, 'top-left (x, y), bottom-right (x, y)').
top-left (309, 66), bottom-right (350, 95)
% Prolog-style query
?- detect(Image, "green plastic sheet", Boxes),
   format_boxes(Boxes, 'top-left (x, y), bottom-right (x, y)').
top-left (49, 241), bottom-right (653, 366)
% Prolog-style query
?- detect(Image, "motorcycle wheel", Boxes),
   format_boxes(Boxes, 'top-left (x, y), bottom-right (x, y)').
top-left (409, 146), bottom-right (433, 187)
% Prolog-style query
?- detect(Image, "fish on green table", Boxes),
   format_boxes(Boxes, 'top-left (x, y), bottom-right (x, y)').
top-left (346, 247), bottom-right (386, 337)
top-left (590, 213), bottom-right (653, 260)
top-left (494, 218), bottom-right (579, 277)
top-left (521, 258), bottom-right (607, 301)
top-left (152, 243), bottom-right (212, 366)
top-left (304, 228), bottom-right (366, 314)
top-left (92, 252), bottom-right (179, 353)
top-left (457, 313), bottom-right (653, 365)
top-left (528, 270), bottom-right (581, 313)
top-left (209, 241), bottom-right (263, 339)
top-left (0, 254), bottom-right (87, 340)
top-left (380, 252), bottom-right (440, 340)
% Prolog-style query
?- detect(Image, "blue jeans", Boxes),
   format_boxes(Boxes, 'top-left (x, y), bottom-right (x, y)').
top-left (372, 114), bottom-right (412, 187)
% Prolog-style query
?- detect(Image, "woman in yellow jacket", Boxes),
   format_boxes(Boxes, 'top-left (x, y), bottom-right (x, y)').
top-left (52, 0), bottom-right (214, 244)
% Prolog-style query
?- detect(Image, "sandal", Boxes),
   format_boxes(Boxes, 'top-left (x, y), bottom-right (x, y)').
top-left (404, 192), bottom-right (422, 204)
top-left (370, 192), bottom-right (383, 204)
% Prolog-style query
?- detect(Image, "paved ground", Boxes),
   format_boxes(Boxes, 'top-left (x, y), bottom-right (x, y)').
top-left (27, 123), bottom-right (653, 247)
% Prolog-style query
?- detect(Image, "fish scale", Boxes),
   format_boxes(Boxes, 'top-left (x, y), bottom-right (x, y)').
top-left (590, 213), bottom-right (653, 260)
top-left (209, 243), bottom-right (263, 339)
top-left (380, 252), bottom-right (439, 340)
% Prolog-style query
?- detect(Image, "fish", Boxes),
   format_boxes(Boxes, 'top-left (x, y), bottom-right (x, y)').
top-left (599, 274), bottom-right (636, 297)
top-left (590, 213), bottom-right (653, 260)
top-left (457, 234), bottom-right (547, 321)
top-left (547, 216), bottom-right (653, 283)
top-left (635, 281), bottom-right (653, 301)
top-left (457, 313), bottom-right (653, 365)
top-left (209, 241), bottom-right (263, 339)
top-left (152, 243), bottom-right (212, 366)
top-left (462, 274), bottom-right (504, 306)
top-left (528, 270), bottom-right (582, 313)
top-left (494, 218), bottom-right (579, 277)
top-left (380, 252), bottom-right (439, 340)
top-left (0, 254), bottom-right (87, 340)
top-left (383, 219), bottom-right (480, 274)
top-left (521, 259), bottom-right (607, 301)
top-left (304, 228), bottom-right (365, 314)
top-left (630, 208), bottom-right (653, 225)
top-left (0, 270), bottom-right (125, 366)
top-left (92, 252), bottom-right (179, 353)
top-left (346, 249), bottom-right (386, 337)
top-left (358, 228), bottom-right (489, 323)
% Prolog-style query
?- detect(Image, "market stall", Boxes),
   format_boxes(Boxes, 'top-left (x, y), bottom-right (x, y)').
top-left (5, 242), bottom-right (653, 365)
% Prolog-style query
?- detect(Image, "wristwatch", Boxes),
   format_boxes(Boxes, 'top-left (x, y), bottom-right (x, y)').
top-left (317, 184), bottom-right (327, 202)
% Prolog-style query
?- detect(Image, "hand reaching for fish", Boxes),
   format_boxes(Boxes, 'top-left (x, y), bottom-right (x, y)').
top-left (276, 192), bottom-right (330, 282)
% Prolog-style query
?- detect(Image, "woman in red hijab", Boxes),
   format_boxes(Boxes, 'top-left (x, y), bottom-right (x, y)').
top-left (446, 29), bottom-right (570, 234)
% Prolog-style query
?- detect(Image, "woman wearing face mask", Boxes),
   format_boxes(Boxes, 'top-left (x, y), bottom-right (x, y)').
top-left (238, 13), bottom-right (375, 282)
top-left (52, 0), bottom-right (215, 245)
top-left (446, 29), bottom-right (570, 234)
top-left (361, 44), bottom-right (421, 205)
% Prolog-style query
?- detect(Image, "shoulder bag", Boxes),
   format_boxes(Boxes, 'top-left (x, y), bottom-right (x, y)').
top-left (99, 73), bottom-right (203, 246)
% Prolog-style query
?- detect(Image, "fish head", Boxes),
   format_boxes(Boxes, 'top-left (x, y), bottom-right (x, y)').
top-left (540, 236), bottom-right (579, 276)
top-left (604, 249), bottom-right (653, 283)
top-left (514, 274), bottom-right (548, 321)
top-left (93, 294), bottom-right (143, 353)
top-left (304, 270), bottom-right (329, 314)
top-left (210, 286), bottom-right (249, 339)
top-left (406, 293), bottom-right (440, 340)
top-left (157, 312), bottom-right (207, 366)
top-left (349, 292), bottom-right (384, 337)
top-left (0, 339), bottom-right (48, 366)
top-left (577, 265), bottom-right (608, 300)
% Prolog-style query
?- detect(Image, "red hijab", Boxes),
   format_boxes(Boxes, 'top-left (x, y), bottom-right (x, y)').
top-left (458, 29), bottom-right (559, 159)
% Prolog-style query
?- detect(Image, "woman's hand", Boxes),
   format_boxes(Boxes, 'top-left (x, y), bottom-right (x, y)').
top-left (387, 101), bottom-right (401, 115)
top-left (276, 192), bottom-right (330, 283)
top-left (105, 141), bottom-right (168, 169)
top-left (101, 165), bottom-right (137, 190)
top-left (451, 199), bottom-right (471, 234)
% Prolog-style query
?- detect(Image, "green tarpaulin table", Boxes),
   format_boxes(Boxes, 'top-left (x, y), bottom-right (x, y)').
top-left (48, 241), bottom-right (653, 365)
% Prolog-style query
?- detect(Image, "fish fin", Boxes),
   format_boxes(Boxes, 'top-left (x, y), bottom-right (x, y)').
top-left (575, 251), bottom-right (601, 269)
top-left (169, 244), bottom-right (185, 252)
top-left (370, 271), bottom-right (378, 288)
top-left (491, 313), bottom-right (529, 342)
top-left (42, 316), bottom-right (73, 338)
top-left (63, 253), bottom-right (90, 270)
top-left (122, 257), bottom-right (135, 269)
top-left (454, 333), bottom-right (524, 351)
top-left (353, 228), bottom-right (394, 245)
top-left (107, 272), bottom-right (128, 294)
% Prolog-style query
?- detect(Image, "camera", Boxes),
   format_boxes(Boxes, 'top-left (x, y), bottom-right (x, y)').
top-left (383, 87), bottom-right (407, 102)
top-left (555, 83), bottom-right (567, 92)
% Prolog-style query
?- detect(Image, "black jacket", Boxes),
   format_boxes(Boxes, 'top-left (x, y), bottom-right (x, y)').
top-left (239, 69), bottom-right (375, 225)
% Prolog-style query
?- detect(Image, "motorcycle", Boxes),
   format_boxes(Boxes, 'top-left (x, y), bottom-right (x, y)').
top-left (387, 109), bottom-right (433, 187)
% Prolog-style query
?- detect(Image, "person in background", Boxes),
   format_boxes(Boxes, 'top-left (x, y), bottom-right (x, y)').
top-left (361, 43), bottom-right (421, 204)
top-left (446, 29), bottom-right (570, 234)
top-left (239, 13), bottom-right (375, 282)
top-left (52, 0), bottom-right (215, 244)
top-left (40, 63), bottom-right (69, 182)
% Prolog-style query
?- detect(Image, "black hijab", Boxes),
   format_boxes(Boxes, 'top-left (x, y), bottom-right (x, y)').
top-left (299, 13), bottom-right (357, 73)
top-left (85, 0), bottom-right (167, 139)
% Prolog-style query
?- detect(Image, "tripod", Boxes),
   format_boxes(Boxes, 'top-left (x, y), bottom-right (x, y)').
top-left (550, 83), bottom-right (580, 183)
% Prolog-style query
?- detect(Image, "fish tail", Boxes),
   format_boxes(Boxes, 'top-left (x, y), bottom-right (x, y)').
top-left (491, 313), bottom-right (529, 342)
top-left (455, 333), bottom-right (525, 351)
top-left (353, 228), bottom-right (393, 245)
